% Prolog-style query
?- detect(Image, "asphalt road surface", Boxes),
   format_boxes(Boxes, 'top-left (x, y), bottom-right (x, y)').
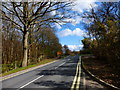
top-left (2, 55), bottom-right (106, 90)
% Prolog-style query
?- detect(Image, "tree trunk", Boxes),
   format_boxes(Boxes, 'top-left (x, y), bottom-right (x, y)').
top-left (22, 31), bottom-right (29, 67)
top-left (28, 47), bottom-right (31, 65)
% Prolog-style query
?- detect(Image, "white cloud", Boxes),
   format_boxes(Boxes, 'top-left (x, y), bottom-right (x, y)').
top-left (72, 0), bottom-right (98, 13)
top-left (73, 28), bottom-right (85, 36)
top-left (67, 16), bottom-right (82, 26)
top-left (59, 29), bottom-right (72, 37)
top-left (55, 23), bottom-right (62, 29)
top-left (82, 18), bottom-right (94, 24)
top-left (58, 28), bottom-right (85, 37)
top-left (73, 17), bottom-right (82, 25)
top-left (62, 0), bottom-right (98, 26)
top-left (50, 10), bottom-right (56, 16)
top-left (52, 0), bottom-right (98, 28)
top-left (67, 45), bottom-right (83, 51)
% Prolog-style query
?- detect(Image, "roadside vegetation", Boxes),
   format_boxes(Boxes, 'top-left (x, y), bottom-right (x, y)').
top-left (2, 59), bottom-right (56, 76)
top-left (1, 2), bottom-right (75, 74)
top-left (80, 2), bottom-right (120, 88)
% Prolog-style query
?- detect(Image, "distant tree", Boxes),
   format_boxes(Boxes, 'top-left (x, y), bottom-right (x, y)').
top-left (63, 45), bottom-right (71, 55)
top-left (81, 38), bottom-right (92, 54)
top-left (81, 38), bottom-right (91, 49)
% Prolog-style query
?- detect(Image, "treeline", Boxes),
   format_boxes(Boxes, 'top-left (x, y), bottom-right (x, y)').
top-left (81, 2), bottom-right (120, 63)
top-left (62, 45), bottom-right (80, 56)
top-left (1, 2), bottom-right (73, 73)
top-left (2, 21), bottom-right (62, 72)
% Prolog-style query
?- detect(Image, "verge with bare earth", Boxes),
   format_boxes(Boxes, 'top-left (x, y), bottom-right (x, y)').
top-left (82, 56), bottom-right (120, 88)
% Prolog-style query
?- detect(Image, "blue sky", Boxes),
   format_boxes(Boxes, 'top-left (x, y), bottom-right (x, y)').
top-left (53, 0), bottom-right (119, 51)
top-left (54, 0), bottom-right (98, 51)
top-left (56, 23), bottom-right (86, 51)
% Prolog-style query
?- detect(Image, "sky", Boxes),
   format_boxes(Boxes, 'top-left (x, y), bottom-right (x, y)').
top-left (49, 0), bottom-right (119, 51)
top-left (54, 0), bottom-right (98, 51)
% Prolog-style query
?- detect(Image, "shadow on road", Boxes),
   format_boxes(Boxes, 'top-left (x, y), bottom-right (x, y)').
top-left (33, 80), bottom-right (72, 89)
top-left (36, 58), bottom-right (79, 77)
top-left (33, 57), bottom-right (79, 89)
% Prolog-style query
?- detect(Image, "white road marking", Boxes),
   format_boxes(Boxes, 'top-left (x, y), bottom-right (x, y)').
top-left (1, 60), bottom-right (58, 81)
top-left (18, 61), bottom-right (66, 89)
top-left (83, 72), bottom-right (86, 90)
top-left (55, 62), bottom-right (66, 69)
top-left (18, 75), bottom-right (44, 89)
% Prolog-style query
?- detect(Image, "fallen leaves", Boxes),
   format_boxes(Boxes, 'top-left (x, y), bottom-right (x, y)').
top-left (83, 57), bottom-right (120, 88)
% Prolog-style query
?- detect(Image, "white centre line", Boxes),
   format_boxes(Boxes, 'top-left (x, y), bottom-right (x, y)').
top-left (18, 75), bottom-right (44, 89)
top-left (18, 62), bottom-right (66, 89)
top-left (18, 61), bottom-right (66, 89)
top-left (1, 60), bottom-right (58, 81)
top-left (55, 62), bottom-right (66, 69)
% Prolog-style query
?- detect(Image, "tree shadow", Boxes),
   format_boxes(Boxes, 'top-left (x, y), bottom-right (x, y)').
top-left (36, 60), bottom-right (78, 77)
top-left (33, 80), bottom-right (72, 89)
top-left (33, 57), bottom-right (79, 89)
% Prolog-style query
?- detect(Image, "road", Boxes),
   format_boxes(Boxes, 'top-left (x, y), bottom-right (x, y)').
top-left (2, 55), bottom-right (106, 90)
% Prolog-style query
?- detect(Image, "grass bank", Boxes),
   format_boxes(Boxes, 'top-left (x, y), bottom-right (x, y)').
top-left (82, 56), bottom-right (120, 88)
top-left (2, 59), bottom-right (56, 76)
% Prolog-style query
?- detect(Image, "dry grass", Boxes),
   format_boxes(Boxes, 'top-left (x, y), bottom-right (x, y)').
top-left (1, 59), bottom-right (56, 76)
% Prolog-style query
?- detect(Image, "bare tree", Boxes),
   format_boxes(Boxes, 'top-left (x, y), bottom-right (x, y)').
top-left (1, 1), bottom-right (73, 67)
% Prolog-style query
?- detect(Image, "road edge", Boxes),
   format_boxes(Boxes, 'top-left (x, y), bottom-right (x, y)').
top-left (81, 56), bottom-right (120, 90)
top-left (1, 60), bottom-right (59, 81)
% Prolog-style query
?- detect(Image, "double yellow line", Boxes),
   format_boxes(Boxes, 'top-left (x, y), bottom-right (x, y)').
top-left (71, 56), bottom-right (81, 90)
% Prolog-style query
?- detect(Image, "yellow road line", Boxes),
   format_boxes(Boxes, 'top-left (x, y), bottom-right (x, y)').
top-left (76, 64), bottom-right (81, 90)
top-left (71, 56), bottom-right (81, 90)
top-left (76, 56), bottom-right (81, 90)
top-left (71, 61), bottom-right (79, 90)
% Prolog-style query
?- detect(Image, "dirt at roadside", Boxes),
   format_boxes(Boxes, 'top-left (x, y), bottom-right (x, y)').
top-left (82, 56), bottom-right (120, 88)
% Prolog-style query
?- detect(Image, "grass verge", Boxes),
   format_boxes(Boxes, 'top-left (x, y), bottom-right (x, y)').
top-left (2, 59), bottom-right (56, 77)
top-left (82, 56), bottom-right (120, 88)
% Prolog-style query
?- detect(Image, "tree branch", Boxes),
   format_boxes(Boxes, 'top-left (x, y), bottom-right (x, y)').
top-left (12, 2), bottom-right (25, 25)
